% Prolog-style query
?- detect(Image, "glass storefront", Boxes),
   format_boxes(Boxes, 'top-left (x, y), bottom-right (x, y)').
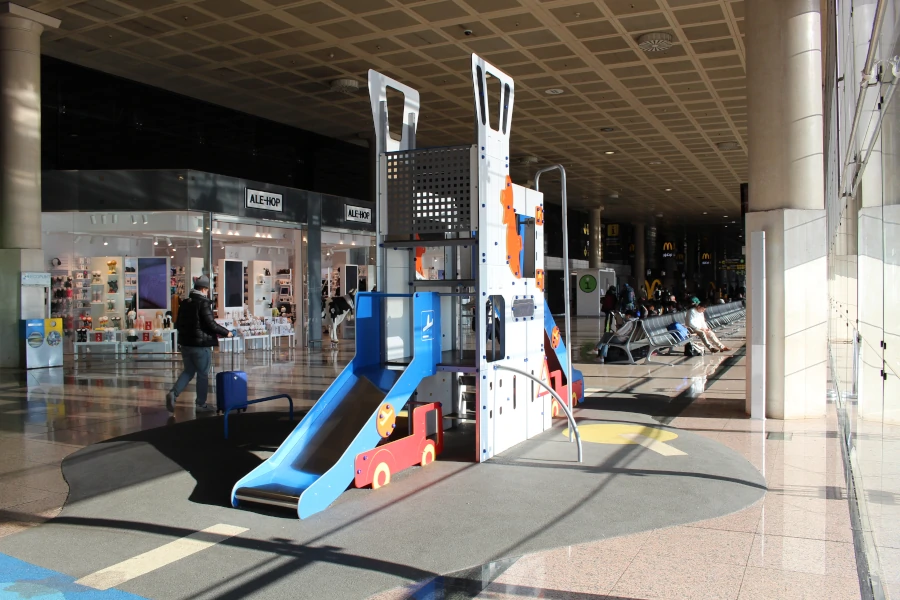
top-left (41, 210), bottom-right (301, 355)
top-left (825, 1), bottom-right (899, 596)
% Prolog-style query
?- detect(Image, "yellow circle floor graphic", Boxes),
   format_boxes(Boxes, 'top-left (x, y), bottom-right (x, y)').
top-left (563, 423), bottom-right (687, 456)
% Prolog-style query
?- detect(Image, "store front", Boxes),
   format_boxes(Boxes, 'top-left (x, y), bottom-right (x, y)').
top-left (41, 169), bottom-right (375, 353)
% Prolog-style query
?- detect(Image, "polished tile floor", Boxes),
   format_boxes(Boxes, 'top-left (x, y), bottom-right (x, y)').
top-left (373, 319), bottom-right (867, 599)
top-left (0, 320), bottom-right (869, 599)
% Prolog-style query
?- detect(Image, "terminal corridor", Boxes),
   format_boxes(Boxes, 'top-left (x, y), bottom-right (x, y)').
top-left (0, 319), bottom-right (873, 600)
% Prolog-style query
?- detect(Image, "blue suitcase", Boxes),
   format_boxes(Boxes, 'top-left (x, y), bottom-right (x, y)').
top-left (216, 351), bottom-right (248, 414)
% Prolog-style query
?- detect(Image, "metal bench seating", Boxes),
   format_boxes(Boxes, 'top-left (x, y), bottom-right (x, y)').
top-left (601, 302), bottom-right (746, 365)
top-left (704, 302), bottom-right (745, 334)
top-left (603, 322), bottom-right (648, 365)
top-left (641, 312), bottom-right (692, 365)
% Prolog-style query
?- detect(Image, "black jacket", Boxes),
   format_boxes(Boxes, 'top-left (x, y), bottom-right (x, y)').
top-left (176, 290), bottom-right (230, 347)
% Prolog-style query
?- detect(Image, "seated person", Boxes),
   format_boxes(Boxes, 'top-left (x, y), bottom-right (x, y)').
top-left (686, 298), bottom-right (731, 353)
top-left (596, 310), bottom-right (638, 363)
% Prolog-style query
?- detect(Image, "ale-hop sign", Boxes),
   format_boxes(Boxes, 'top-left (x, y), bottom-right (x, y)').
top-left (245, 189), bottom-right (283, 212)
top-left (345, 205), bottom-right (372, 223)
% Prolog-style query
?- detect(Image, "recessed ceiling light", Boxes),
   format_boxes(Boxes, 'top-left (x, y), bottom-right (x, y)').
top-left (723, 215), bottom-right (728, 218)
top-left (648, 160), bottom-right (662, 165)
top-left (545, 88), bottom-right (565, 95)
top-left (600, 127), bottom-right (615, 132)
top-left (664, 188), bottom-right (672, 192)
top-left (604, 150), bottom-right (615, 155)
top-left (637, 32), bottom-right (674, 52)
top-left (703, 212), bottom-right (708, 215)
top-left (716, 141), bottom-right (741, 151)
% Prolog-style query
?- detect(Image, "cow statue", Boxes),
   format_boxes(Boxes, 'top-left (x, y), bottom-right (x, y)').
top-left (322, 289), bottom-right (356, 348)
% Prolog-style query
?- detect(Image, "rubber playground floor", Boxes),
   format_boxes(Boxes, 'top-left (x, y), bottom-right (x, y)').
top-left (0, 372), bottom-right (766, 600)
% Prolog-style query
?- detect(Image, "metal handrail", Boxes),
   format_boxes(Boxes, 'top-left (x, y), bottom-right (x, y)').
top-left (493, 364), bottom-right (582, 463)
top-left (534, 165), bottom-right (573, 442)
top-left (840, 0), bottom-right (888, 196)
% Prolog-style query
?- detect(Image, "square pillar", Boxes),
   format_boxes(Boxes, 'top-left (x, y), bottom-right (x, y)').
top-left (746, 209), bottom-right (828, 419)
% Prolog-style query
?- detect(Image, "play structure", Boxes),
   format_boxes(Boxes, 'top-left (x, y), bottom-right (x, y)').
top-left (232, 54), bottom-right (583, 519)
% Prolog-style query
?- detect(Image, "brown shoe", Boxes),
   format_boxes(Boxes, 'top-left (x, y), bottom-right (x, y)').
top-left (721, 347), bottom-right (731, 352)
top-left (710, 348), bottom-right (720, 353)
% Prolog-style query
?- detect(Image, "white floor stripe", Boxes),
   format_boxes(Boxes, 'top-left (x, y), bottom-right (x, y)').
top-left (75, 523), bottom-right (248, 591)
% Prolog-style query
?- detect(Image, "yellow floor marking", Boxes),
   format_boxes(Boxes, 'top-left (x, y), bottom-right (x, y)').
top-left (617, 432), bottom-right (687, 456)
top-left (563, 423), bottom-right (686, 456)
top-left (75, 524), bottom-right (248, 590)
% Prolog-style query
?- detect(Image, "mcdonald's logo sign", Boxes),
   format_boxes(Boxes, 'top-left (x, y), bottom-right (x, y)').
top-left (662, 241), bottom-right (676, 258)
top-left (701, 252), bottom-right (712, 265)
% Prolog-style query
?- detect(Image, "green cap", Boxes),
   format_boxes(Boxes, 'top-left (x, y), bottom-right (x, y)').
top-left (690, 297), bottom-right (701, 305)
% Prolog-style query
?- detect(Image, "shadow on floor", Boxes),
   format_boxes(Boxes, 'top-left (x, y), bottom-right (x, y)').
top-left (61, 410), bottom-right (479, 511)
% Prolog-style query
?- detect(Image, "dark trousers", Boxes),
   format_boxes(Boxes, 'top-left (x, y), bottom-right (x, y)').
top-left (172, 346), bottom-right (212, 406)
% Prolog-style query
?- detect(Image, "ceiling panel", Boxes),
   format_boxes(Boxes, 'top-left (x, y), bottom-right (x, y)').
top-left (32, 0), bottom-right (748, 222)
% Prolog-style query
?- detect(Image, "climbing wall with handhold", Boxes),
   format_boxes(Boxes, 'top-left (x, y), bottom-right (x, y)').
top-left (472, 55), bottom-right (550, 460)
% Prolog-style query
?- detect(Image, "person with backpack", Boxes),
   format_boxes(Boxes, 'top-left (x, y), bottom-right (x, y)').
top-left (601, 286), bottom-right (618, 332)
top-left (619, 282), bottom-right (636, 311)
top-left (596, 310), bottom-right (638, 363)
top-left (165, 276), bottom-right (232, 413)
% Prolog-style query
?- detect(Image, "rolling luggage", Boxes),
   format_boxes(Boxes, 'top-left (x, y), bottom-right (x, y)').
top-left (216, 349), bottom-right (248, 414)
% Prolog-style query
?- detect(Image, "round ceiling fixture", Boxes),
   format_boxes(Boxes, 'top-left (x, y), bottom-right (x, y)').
top-left (637, 32), bottom-right (674, 52)
top-left (648, 160), bottom-right (662, 165)
top-left (604, 150), bottom-right (616, 155)
top-left (331, 78), bottom-right (360, 94)
top-left (600, 127), bottom-right (615, 132)
top-left (518, 155), bottom-right (539, 165)
top-left (716, 141), bottom-right (741, 151)
top-left (545, 88), bottom-right (565, 95)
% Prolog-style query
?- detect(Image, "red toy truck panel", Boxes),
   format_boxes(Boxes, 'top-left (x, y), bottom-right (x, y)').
top-left (354, 402), bottom-right (443, 489)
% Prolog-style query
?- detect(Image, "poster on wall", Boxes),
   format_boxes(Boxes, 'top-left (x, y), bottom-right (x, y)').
top-left (224, 260), bottom-right (243, 308)
top-left (137, 258), bottom-right (168, 309)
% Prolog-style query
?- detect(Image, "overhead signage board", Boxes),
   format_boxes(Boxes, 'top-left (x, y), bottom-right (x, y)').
top-left (345, 205), bottom-right (372, 223)
top-left (246, 189), bottom-right (283, 212)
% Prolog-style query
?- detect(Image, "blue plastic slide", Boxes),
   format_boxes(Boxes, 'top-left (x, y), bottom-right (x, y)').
top-left (543, 300), bottom-right (584, 405)
top-left (232, 292), bottom-right (443, 519)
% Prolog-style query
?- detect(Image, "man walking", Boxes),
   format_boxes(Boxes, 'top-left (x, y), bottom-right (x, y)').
top-left (166, 276), bottom-right (232, 413)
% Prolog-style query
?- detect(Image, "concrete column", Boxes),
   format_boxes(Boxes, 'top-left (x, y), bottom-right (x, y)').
top-left (291, 229), bottom-right (303, 342)
top-left (746, 0), bottom-right (827, 419)
top-left (306, 195), bottom-right (322, 348)
top-left (632, 223), bottom-right (645, 289)
top-left (646, 225), bottom-right (658, 271)
top-left (0, 4), bottom-right (59, 368)
top-left (589, 207), bottom-right (603, 268)
top-left (201, 212), bottom-right (212, 278)
top-left (685, 234), bottom-right (696, 294)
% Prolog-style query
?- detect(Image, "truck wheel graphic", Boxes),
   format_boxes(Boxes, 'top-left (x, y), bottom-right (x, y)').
top-left (372, 462), bottom-right (391, 489)
top-left (420, 442), bottom-right (436, 467)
